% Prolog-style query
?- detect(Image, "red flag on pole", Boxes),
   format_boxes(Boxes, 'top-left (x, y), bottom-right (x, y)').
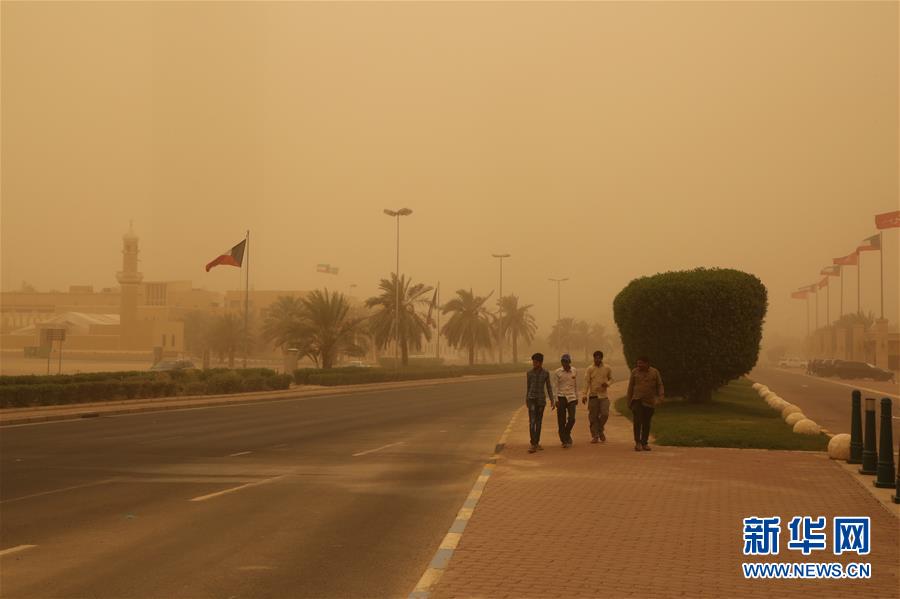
top-left (875, 210), bottom-right (900, 230)
top-left (791, 290), bottom-right (809, 299)
top-left (832, 252), bottom-right (859, 266)
top-left (820, 265), bottom-right (840, 276)
top-left (205, 239), bottom-right (246, 272)
top-left (857, 234), bottom-right (881, 252)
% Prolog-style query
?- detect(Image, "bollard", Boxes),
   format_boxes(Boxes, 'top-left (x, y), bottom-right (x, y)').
top-left (859, 397), bottom-right (878, 475)
top-left (894, 444), bottom-right (900, 503)
top-left (848, 390), bottom-right (863, 464)
top-left (874, 398), bottom-right (896, 488)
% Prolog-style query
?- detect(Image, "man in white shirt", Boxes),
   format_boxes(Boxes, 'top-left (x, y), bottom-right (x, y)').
top-left (553, 354), bottom-right (578, 448)
top-left (582, 350), bottom-right (613, 443)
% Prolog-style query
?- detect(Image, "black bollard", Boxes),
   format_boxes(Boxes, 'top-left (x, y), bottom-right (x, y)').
top-left (859, 397), bottom-right (878, 475)
top-left (893, 443), bottom-right (900, 503)
top-left (848, 390), bottom-right (863, 464)
top-left (875, 398), bottom-right (896, 488)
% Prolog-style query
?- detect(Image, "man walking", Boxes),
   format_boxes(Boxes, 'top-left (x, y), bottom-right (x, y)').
top-left (626, 355), bottom-right (664, 451)
top-left (553, 354), bottom-right (578, 448)
top-left (525, 352), bottom-right (553, 454)
top-left (582, 350), bottom-right (613, 443)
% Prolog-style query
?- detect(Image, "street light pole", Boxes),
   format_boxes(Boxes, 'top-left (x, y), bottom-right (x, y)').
top-left (492, 253), bottom-right (510, 364)
top-left (384, 208), bottom-right (413, 371)
top-left (548, 277), bottom-right (569, 352)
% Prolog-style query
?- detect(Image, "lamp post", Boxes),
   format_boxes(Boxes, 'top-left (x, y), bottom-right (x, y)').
top-left (548, 277), bottom-right (569, 352)
top-left (384, 208), bottom-right (413, 370)
top-left (492, 253), bottom-right (510, 364)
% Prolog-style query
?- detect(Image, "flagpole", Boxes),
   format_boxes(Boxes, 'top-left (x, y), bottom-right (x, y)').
top-left (244, 229), bottom-right (250, 369)
top-left (826, 279), bottom-right (830, 326)
top-left (839, 265), bottom-right (844, 318)
top-left (856, 255), bottom-right (860, 315)
top-left (815, 287), bottom-right (819, 331)
top-left (806, 294), bottom-right (810, 339)
top-left (879, 232), bottom-right (884, 320)
top-left (436, 282), bottom-right (441, 360)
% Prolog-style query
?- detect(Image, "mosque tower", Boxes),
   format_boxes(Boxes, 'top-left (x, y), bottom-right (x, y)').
top-left (116, 222), bottom-right (143, 349)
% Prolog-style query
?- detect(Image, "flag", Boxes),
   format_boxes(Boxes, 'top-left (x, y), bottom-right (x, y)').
top-left (205, 239), bottom-right (246, 272)
top-left (799, 284), bottom-right (817, 293)
top-left (316, 264), bottom-right (339, 275)
top-left (818, 277), bottom-right (828, 289)
top-left (792, 290), bottom-right (809, 300)
top-left (833, 252), bottom-right (859, 266)
top-left (820, 265), bottom-right (840, 276)
top-left (875, 210), bottom-right (900, 230)
top-left (857, 233), bottom-right (881, 252)
top-left (426, 287), bottom-right (439, 326)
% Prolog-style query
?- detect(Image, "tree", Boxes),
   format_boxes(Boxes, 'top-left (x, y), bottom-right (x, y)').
top-left (548, 317), bottom-right (577, 355)
top-left (442, 289), bottom-right (493, 365)
top-left (182, 310), bottom-right (213, 358)
top-left (209, 313), bottom-right (244, 368)
top-left (365, 273), bottom-right (434, 366)
top-left (261, 296), bottom-right (306, 353)
top-left (500, 295), bottom-right (537, 364)
top-left (613, 268), bottom-right (767, 403)
top-left (296, 289), bottom-right (366, 369)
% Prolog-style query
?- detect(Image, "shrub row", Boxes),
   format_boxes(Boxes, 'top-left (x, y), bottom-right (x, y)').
top-left (0, 371), bottom-right (292, 408)
top-left (0, 367), bottom-right (285, 387)
top-left (294, 363), bottom-right (523, 387)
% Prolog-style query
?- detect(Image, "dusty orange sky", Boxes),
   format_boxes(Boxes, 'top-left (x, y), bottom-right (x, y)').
top-left (2, 1), bottom-right (898, 340)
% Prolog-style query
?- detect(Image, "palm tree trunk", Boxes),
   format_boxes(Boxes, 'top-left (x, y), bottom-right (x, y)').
top-left (512, 334), bottom-right (518, 364)
top-left (468, 344), bottom-right (475, 366)
top-left (401, 339), bottom-right (409, 366)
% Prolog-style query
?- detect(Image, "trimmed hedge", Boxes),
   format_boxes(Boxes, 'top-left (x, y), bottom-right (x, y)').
top-left (294, 363), bottom-right (524, 386)
top-left (613, 268), bottom-right (767, 403)
top-left (0, 369), bottom-right (292, 408)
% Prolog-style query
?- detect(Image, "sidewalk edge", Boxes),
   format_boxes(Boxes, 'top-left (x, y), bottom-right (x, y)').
top-left (408, 405), bottom-right (524, 599)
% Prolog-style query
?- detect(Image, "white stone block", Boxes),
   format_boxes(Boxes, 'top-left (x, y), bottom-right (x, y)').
top-left (827, 434), bottom-right (851, 459)
top-left (781, 404), bottom-right (802, 418)
top-left (785, 412), bottom-right (806, 426)
top-left (793, 419), bottom-right (820, 435)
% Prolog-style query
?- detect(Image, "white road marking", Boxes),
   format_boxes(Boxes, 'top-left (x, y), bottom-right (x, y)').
top-left (228, 451), bottom-right (252, 457)
top-left (352, 441), bottom-right (405, 457)
top-left (0, 545), bottom-right (37, 557)
top-left (189, 475), bottom-right (288, 502)
top-left (0, 479), bottom-right (114, 504)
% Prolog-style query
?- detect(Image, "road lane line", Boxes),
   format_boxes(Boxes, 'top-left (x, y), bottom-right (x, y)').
top-left (0, 545), bottom-right (37, 557)
top-left (409, 405), bottom-right (524, 599)
top-left (189, 475), bottom-right (288, 502)
top-left (228, 451), bottom-right (252, 457)
top-left (0, 479), bottom-right (114, 504)
top-left (352, 441), bottom-right (404, 457)
top-left (772, 370), bottom-right (899, 399)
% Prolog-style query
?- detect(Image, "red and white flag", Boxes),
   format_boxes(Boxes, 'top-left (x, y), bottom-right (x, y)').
top-left (791, 290), bottom-right (809, 300)
top-left (857, 233), bottom-right (881, 252)
top-left (875, 210), bottom-right (900, 230)
top-left (820, 265), bottom-right (840, 277)
top-left (832, 251), bottom-right (859, 266)
top-left (205, 239), bottom-right (246, 272)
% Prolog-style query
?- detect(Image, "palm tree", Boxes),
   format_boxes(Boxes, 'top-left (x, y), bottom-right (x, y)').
top-left (261, 295), bottom-right (306, 353)
top-left (500, 295), bottom-right (537, 364)
top-left (365, 273), bottom-right (434, 366)
top-left (572, 319), bottom-right (592, 362)
top-left (442, 289), bottom-right (493, 365)
top-left (296, 289), bottom-right (366, 369)
top-left (209, 313), bottom-right (244, 367)
top-left (548, 317), bottom-right (577, 356)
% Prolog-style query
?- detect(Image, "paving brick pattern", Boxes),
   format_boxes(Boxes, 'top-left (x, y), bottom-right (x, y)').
top-left (431, 406), bottom-right (899, 599)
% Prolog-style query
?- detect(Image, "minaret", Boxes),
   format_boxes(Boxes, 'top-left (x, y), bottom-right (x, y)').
top-left (116, 222), bottom-right (143, 349)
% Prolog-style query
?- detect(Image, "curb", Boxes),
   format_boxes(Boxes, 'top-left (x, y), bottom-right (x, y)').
top-left (0, 373), bottom-right (521, 427)
top-left (409, 405), bottom-right (524, 599)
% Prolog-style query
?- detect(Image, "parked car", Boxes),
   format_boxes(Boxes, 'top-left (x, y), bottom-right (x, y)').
top-left (150, 359), bottom-right (196, 371)
top-left (827, 360), bottom-right (895, 382)
top-left (778, 357), bottom-right (807, 369)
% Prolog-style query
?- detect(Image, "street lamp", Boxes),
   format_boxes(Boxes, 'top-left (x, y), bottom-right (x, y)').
top-left (384, 208), bottom-right (413, 370)
top-left (548, 277), bottom-right (569, 353)
top-left (492, 253), bottom-right (510, 364)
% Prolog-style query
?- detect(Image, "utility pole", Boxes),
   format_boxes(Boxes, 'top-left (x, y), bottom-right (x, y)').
top-left (492, 253), bottom-right (510, 364)
top-left (383, 209), bottom-right (412, 372)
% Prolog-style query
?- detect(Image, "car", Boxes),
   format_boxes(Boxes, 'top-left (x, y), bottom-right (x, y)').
top-left (150, 359), bottom-right (196, 371)
top-left (778, 357), bottom-right (807, 369)
top-left (828, 360), bottom-right (895, 382)
top-left (344, 360), bottom-right (373, 368)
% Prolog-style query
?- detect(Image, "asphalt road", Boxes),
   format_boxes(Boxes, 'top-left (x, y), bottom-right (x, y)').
top-left (751, 366), bottom-right (899, 441)
top-left (0, 376), bottom-right (521, 599)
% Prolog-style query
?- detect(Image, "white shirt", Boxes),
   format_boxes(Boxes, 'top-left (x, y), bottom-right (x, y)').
top-left (553, 366), bottom-right (578, 401)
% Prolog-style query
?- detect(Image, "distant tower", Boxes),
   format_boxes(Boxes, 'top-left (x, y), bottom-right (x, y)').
top-left (116, 222), bottom-right (143, 348)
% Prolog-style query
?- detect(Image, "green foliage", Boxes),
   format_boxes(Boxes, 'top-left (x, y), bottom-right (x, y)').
top-left (441, 289), bottom-right (494, 365)
top-left (293, 363), bottom-right (523, 386)
top-left (365, 274), bottom-right (434, 365)
top-left (613, 268), bottom-right (767, 402)
top-left (613, 379), bottom-right (828, 451)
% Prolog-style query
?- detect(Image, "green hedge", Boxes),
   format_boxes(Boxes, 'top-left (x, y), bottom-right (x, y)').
top-left (0, 369), bottom-right (292, 408)
top-left (294, 363), bottom-right (523, 386)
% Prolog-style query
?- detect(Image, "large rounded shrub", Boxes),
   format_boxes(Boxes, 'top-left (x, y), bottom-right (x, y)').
top-left (613, 268), bottom-right (767, 403)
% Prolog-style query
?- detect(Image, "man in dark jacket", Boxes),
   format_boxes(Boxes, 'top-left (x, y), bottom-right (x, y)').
top-left (525, 353), bottom-right (554, 453)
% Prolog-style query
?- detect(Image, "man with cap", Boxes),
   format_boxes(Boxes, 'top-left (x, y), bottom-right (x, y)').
top-left (525, 352), bottom-right (554, 453)
top-left (582, 350), bottom-right (613, 443)
top-left (553, 354), bottom-right (578, 448)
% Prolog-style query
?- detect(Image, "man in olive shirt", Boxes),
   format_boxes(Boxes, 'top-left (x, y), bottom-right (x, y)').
top-left (525, 353), bottom-right (554, 453)
top-left (582, 350), bottom-right (613, 443)
top-left (626, 355), bottom-right (664, 451)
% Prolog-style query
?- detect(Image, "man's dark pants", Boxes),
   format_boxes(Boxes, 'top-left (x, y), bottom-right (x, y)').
top-left (526, 398), bottom-right (546, 446)
top-left (556, 396), bottom-right (576, 444)
top-left (630, 400), bottom-right (655, 445)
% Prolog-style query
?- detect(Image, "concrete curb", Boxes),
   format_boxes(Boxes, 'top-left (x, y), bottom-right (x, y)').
top-left (0, 373), bottom-right (521, 426)
top-left (408, 405), bottom-right (524, 599)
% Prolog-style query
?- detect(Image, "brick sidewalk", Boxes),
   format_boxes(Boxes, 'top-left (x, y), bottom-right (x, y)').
top-left (430, 399), bottom-right (899, 599)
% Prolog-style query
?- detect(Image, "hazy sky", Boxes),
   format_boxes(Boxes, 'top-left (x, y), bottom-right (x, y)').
top-left (2, 1), bottom-right (898, 340)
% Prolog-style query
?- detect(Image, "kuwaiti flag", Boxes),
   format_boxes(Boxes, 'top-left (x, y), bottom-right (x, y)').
top-left (857, 234), bottom-right (881, 252)
top-left (833, 251), bottom-right (859, 266)
top-left (875, 210), bottom-right (900, 230)
top-left (205, 239), bottom-right (246, 272)
top-left (820, 265), bottom-right (840, 277)
top-left (426, 287), bottom-right (439, 326)
top-left (791, 290), bottom-right (809, 300)
top-left (316, 264), bottom-right (339, 274)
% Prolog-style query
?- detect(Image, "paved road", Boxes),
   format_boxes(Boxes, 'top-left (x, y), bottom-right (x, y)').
top-left (751, 366), bottom-right (899, 440)
top-left (0, 376), bottom-right (520, 599)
